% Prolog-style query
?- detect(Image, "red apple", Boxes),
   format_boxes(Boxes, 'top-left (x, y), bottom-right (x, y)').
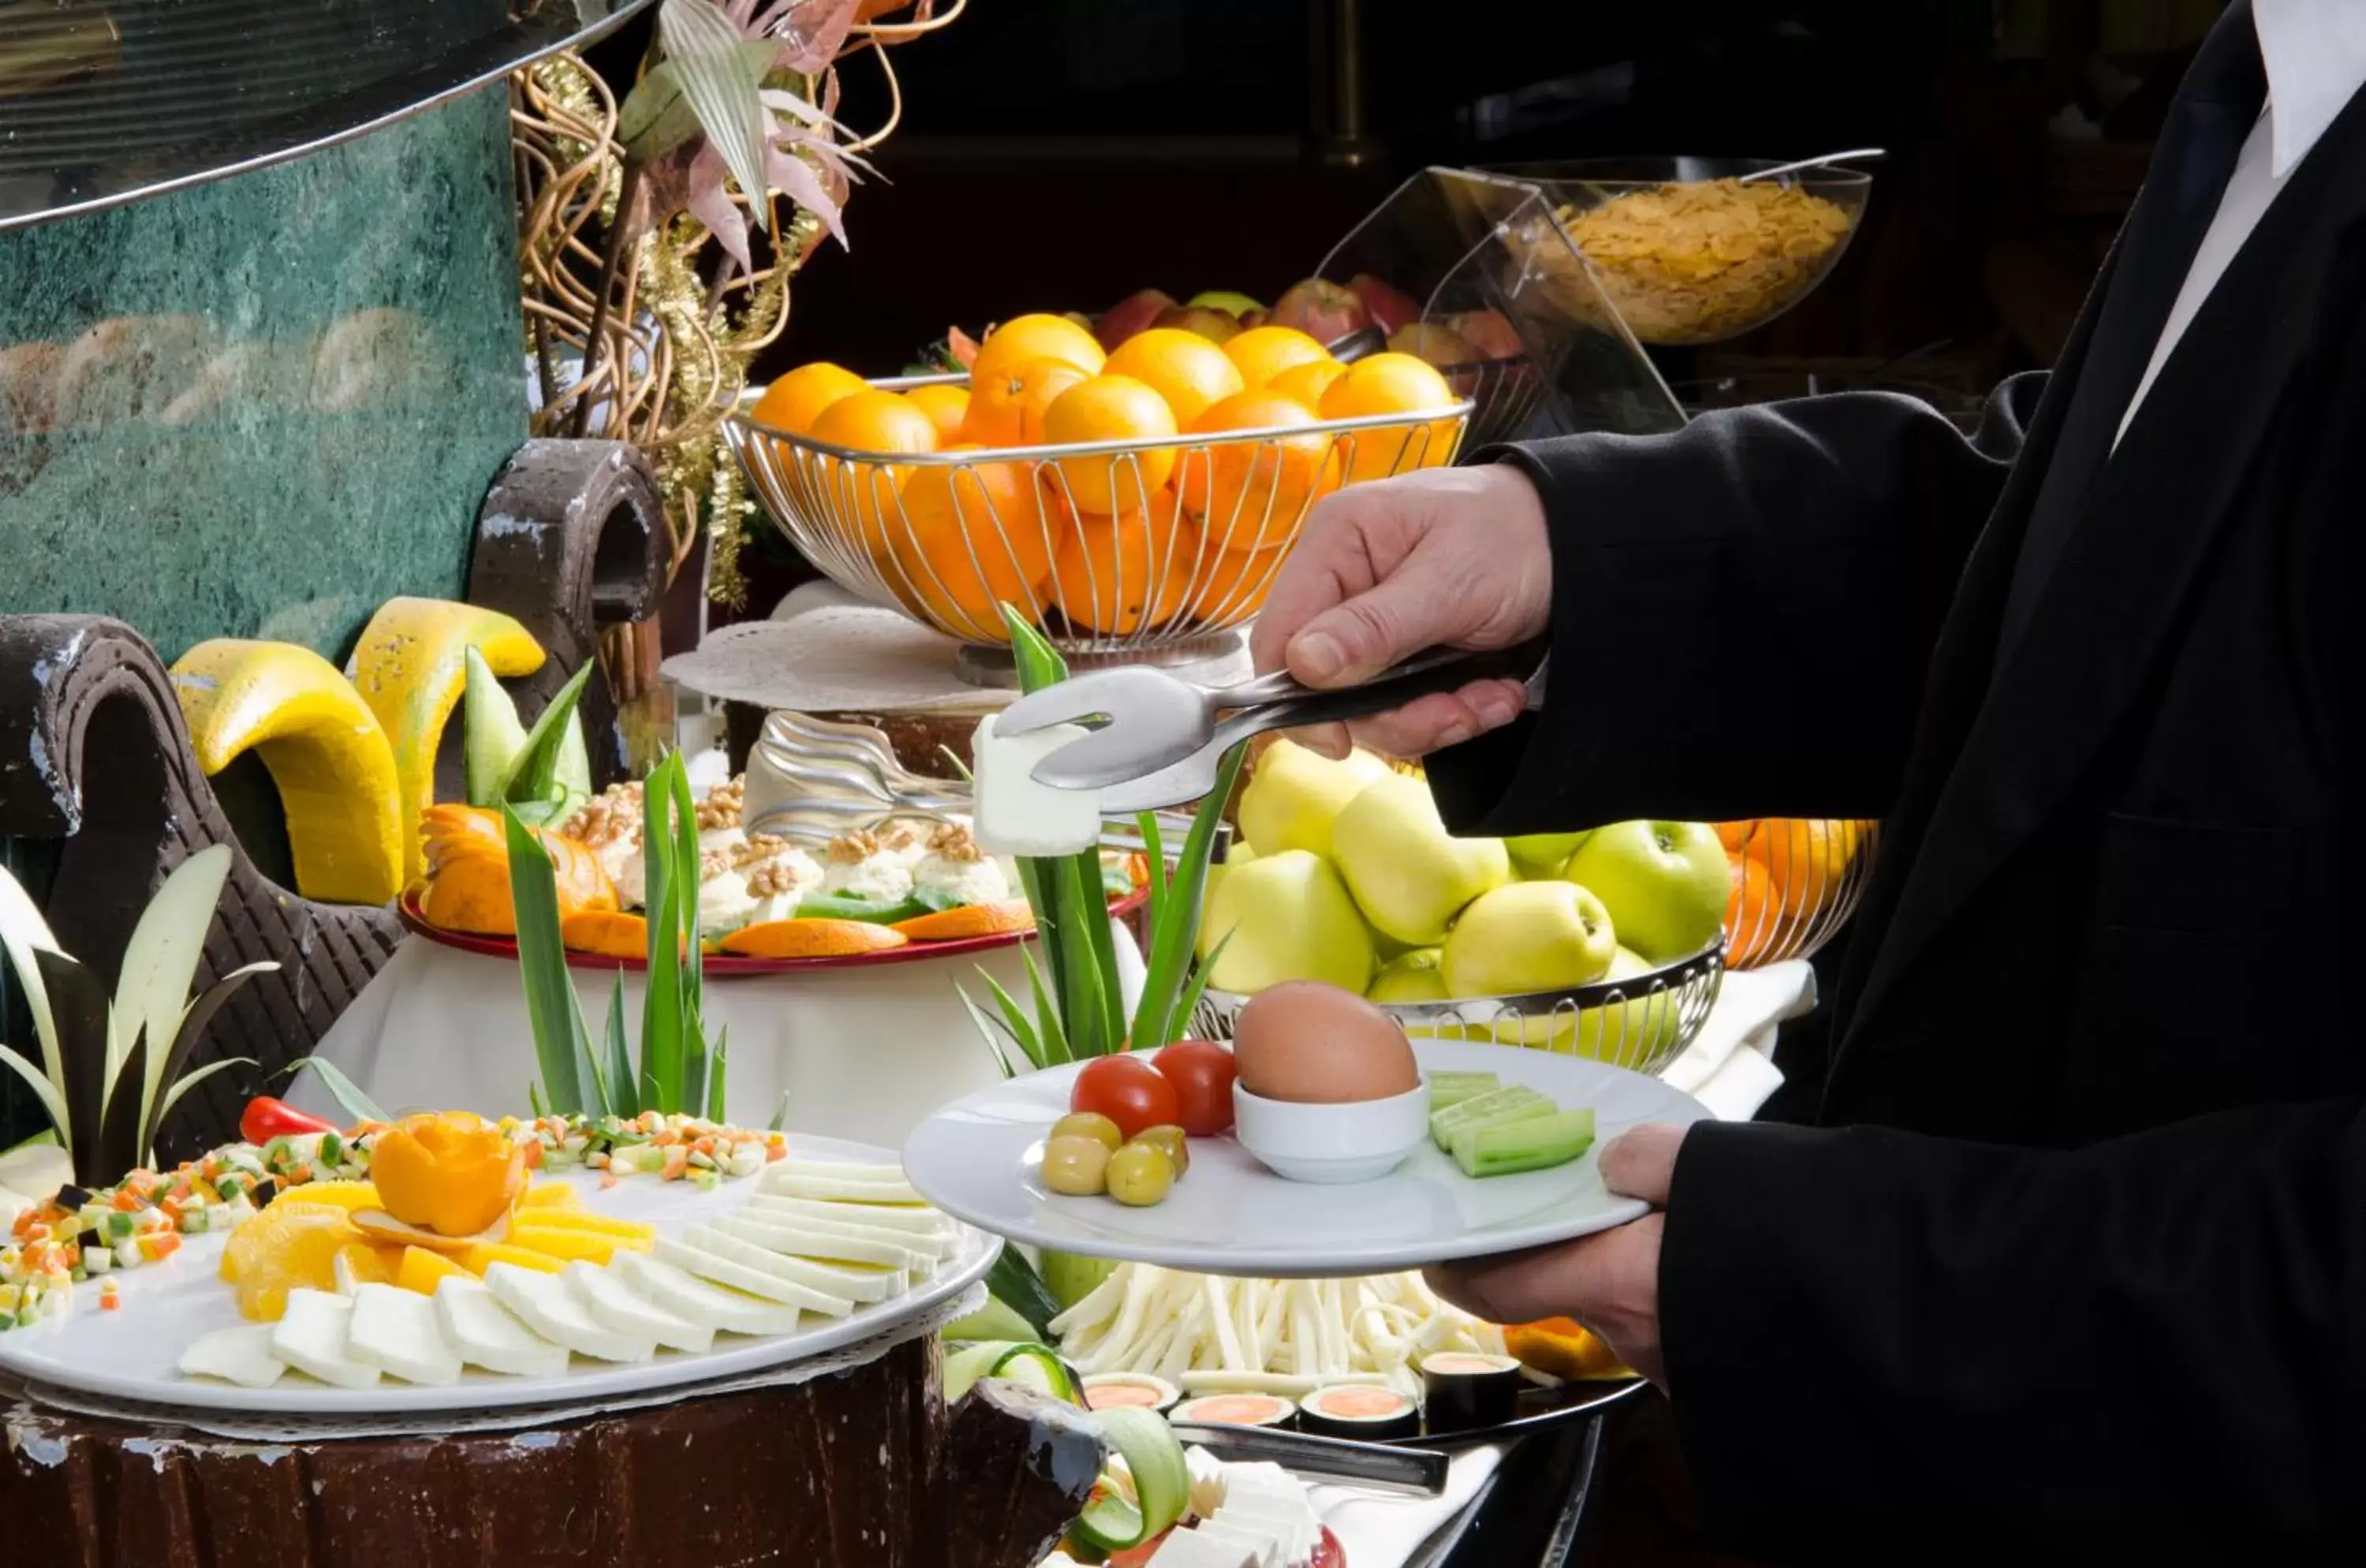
top-left (1095, 289), bottom-right (1177, 353)
top-left (1447, 308), bottom-right (1524, 360)
top-left (1348, 274), bottom-right (1423, 338)
top-left (1150, 304), bottom-right (1244, 345)
top-left (1267, 278), bottom-right (1371, 348)
top-left (1238, 308), bottom-right (1268, 330)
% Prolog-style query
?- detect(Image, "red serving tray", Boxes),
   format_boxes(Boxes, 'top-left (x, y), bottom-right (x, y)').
top-left (397, 883), bottom-right (1150, 978)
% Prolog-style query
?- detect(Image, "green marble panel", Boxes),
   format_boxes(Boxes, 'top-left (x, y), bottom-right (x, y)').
top-left (0, 88), bottom-right (526, 663)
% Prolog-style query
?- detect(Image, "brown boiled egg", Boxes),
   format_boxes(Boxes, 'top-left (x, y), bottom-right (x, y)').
top-left (1231, 981), bottom-right (1420, 1103)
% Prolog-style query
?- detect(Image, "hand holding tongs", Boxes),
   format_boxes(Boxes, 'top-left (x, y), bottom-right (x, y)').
top-left (994, 636), bottom-right (1551, 813)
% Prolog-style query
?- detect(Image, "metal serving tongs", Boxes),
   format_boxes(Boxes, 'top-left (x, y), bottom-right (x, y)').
top-left (995, 636), bottom-right (1551, 813)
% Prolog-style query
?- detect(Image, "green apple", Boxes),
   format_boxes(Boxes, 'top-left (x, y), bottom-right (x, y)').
top-left (1495, 946), bottom-right (1682, 1062)
top-left (1441, 879), bottom-right (1615, 997)
top-left (1562, 820), bottom-right (1729, 962)
top-left (1237, 740), bottom-right (1390, 861)
top-left (1198, 849), bottom-right (1376, 994)
top-left (1189, 289), bottom-right (1266, 317)
top-left (1506, 831), bottom-right (1592, 872)
top-left (1330, 774), bottom-right (1513, 945)
top-left (1367, 946), bottom-right (1450, 1004)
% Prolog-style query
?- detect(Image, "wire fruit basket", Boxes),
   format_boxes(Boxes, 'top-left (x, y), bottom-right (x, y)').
top-left (1190, 941), bottom-right (1725, 1081)
top-left (725, 375), bottom-right (1472, 662)
top-left (1721, 818), bottom-right (1879, 968)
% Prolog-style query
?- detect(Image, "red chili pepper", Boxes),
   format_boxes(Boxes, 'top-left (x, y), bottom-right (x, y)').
top-left (238, 1096), bottom-right (338, 1145)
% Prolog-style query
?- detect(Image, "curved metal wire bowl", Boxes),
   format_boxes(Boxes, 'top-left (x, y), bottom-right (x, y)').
top-left (1721, 818), bottom-right (1880, 969)
top-left (1189, 941), bottom-right (1726, 1081)
top-left (723, 375), bottom-right (1472, 658)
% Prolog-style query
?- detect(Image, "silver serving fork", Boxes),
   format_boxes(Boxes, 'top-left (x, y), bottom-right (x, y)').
top-left (995, 636), bottom-right (1551, 812)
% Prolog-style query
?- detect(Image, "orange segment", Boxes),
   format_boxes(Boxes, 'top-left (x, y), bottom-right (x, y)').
top-left (1177, 391), bottom-right (1341, 540)
top-left (1319, 352), bottom-right (1461, 484)
top-left (1222, 326), bottom-right (1332, 390)
top-left (1040, 375), bottom-right (1179, 515)
top-left (890, 902), bottom-right (1038, 941)
top-left (888, 449), bottom-right (1056, 639)
top-left (751, 362), bottom-right (869, 437)
top-left (718, 918), bottom-right (912, 958)
top-left (1105, 328), bottom-right (1245, 427)
top-left (970, 313), bottom-right (1107, 386)
top-left (336, 1241), bottom-right (400, 1288)
top-left (1048, 495), bottom-right (1200, 636)
top-left (223, 1204), bottom-right (364, 1321)
top-left (278, 1180), bottom-right (380, 1213)
top-left (512, 1209), bottom-right (656, 1241)
top-left (508, 1223), bottom-right (653, 1265)
top-left (904, 383), bottom-right (972, 442)
top-left (396, 1245), bottom-right (471, 1296)
top-left (960, 357), bottom-right (1091, 447)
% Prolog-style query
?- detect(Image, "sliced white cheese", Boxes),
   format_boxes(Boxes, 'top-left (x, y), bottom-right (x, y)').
top-left (650, 1234), bottom-right (856, 1316)
top-left (1152, 1525), bottom-right (1264, 1568)
top-left (711, 1213), bottom-right (931, 1275)
top-left (1190, 1518), bottom-right (1283, 1568)
top-left (972, 714), bottom-right (1102, 857)
top-left (748, 1193), bottom-right (957, 1243)
top-left (566, 1260), bottom-right (714, 1354)
top-left (756, 1161), bottom-right (922, 1200)
top-left (435, 1275), bottom-right (569, 1378)
top-left (270, 1289), bottom-right (382, 1390)
top-left (613, 1249), bottom-right (809, 1335)
top-left (676, 1225), bottom-right (900, 1304)
top-left (484, 1262), bottom-right (655, 1364)
top-left (177, 1323), bottom-right (288, 1388)
top-left (1215, 1499), bottom-right (1315, 1564)
top-left (346, 1282), bottom-right (463, 1385)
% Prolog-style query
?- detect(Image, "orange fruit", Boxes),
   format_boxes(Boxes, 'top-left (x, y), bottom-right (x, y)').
top-left (905, 383), bottom-right (972, 442)
top-left (1176, 390), bottom-right (1340, 540)
top-left (1047, 495), bottom-right (1200, 636)
top-left (890, 447), bottom-right (1056, 638)
top-left (1104, 328), bottom-right (1245, 427)
top-left (890, 902), bottom-right (1038, 941)
top-left (1319, 352), bottom-right (1461, 484)
top-left (1715, 820), bottom-right (1760, 854)
top-left (222, 1203), bottom-right (363, 1321)
top-left (1267, 357), bottom-right (1347, 408)
top-left (1039, 374), bottom-right (1180, 515)
top-left (751, 361), bottom-right (868, 436)
top-left (961, 357), bottom-right (1091, 447)
top-left (396, 1245), bottom-right (470, 1296)
top-left (970, 313), bottom-right (1107, 388)
top-left (1180, 542), bottom-right (1279, 623)
top-left (1743, 819), bottom-right (1861, 921)
top-left (808, 389), bottom-right (940, 550)
top-left (1223, 326), bottom-right (1333, 390)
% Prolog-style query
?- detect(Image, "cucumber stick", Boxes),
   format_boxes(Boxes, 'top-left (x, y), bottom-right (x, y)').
top-left (1451, 1107), bottom-right (1597, 1178)
top-left (1429, 1085), bottom-right (1554, 1151)
top-left (1426, 1071), bottom-right (1502, 1111)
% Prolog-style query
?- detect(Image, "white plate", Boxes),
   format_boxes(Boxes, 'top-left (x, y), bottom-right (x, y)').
top-left (0, 1134), bottom-right (994, 1416)
top-left (901, 1040), bottom-right (1707, 1279)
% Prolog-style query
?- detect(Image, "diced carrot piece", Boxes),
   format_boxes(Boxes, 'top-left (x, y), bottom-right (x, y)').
top-left (660, 1147), bottom-right (689, 1181)
top-left (522, 1140), bottom-right (543, 1170)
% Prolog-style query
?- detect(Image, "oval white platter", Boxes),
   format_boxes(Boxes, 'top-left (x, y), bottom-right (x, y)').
top-left (0, 1134), bottom-right (995, 1416)
top-left (902, 1040), bottom-right (1708, 1279)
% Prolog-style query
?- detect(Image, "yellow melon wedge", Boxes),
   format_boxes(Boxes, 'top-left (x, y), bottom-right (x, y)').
top-left (462, 1241), bottom-right (566, 1276)
top-left (509, 1208), bottom-right (654, 1241)
top-left (519, 1182), bottom-right (582, 1210)
top-left (396, 1245), bottom-right (470, 1296)
top-left (508, 1224), bottom-right (653, 1265)
top-left (170, 640), bottom-right (405, 905)
top-left (345, 598), bottom-right (546, 883)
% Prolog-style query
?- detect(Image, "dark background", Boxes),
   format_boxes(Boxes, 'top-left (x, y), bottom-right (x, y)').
top-left (591, 0), bottom-right (2225, 394)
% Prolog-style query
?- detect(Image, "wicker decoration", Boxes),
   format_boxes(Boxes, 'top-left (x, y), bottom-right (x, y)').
top-left (507, 2), bottom-right (962, 618)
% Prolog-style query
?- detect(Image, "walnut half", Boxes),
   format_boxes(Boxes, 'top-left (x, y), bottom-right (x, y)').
top-left (927, 823), bottom-right (984, 864)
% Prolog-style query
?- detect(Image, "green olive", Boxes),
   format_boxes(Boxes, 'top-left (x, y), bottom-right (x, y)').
top-left (1050, 1112), bottom-right (1124, 1152)
top-left (1106, 1143), bottom-right (1176, 1207)
top-left (1133, 1125), bottom-right (1190, 1177)
top-left (1042, 1135), bottom-right (1112, 1196)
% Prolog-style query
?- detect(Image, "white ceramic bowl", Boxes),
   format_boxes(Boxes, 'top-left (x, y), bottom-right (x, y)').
top-left (1231, 1079), bottom-right (1432, 1185)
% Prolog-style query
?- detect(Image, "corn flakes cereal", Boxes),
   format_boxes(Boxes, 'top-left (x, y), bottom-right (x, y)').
top-left (1548, 178), bottom-right (1855, 345)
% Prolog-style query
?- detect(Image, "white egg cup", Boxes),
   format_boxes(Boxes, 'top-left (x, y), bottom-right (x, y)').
top-left (1231, 1079), bottom-right (1431, 1185)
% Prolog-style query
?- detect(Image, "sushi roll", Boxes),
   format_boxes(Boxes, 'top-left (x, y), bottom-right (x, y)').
top-left (1419, 1350), bottom-right (1523, 1432)
top-left (1299, 1383), bottom-right (1421, 1440)
top-left (1168, 1392), bottom-right (1298, 1432)
top-left (1081, 1372), bottom-right (1181, 1416)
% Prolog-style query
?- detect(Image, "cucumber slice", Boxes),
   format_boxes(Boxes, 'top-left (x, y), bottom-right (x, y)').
top-left (794, 891), bottom-right (930, 925)
top-left (1451, 1107), bottom-right (1597, 1178)
top-left (1428, 1086), bottom-right (1554, 1151)
top-left (943, 1340), bottom-right (1016, 1403)
top-left (461, 647), bottom-right (530, 808)
top-left (987, 1342), bottom-right (1083, 1404)
top-left (1070, 1406), bottom-right (1192, 1553)
top-left (985, 1245), bottom-right (1065, 1336)
top-left (1425, 1071), bottom-right (1502, 1111)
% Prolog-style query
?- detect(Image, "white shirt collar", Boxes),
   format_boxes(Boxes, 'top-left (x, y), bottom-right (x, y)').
top-left (2253, 0), bottom-right (2366, 177)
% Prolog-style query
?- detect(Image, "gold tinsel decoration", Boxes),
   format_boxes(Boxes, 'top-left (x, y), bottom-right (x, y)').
top-left (506, 6), bottom-right (957, 609)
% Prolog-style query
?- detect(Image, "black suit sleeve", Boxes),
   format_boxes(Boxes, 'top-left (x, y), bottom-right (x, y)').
top-left (1659, 1107), bottom-right (2366, 1559)
top-left (1427, 379), bottom-right (2042, 834)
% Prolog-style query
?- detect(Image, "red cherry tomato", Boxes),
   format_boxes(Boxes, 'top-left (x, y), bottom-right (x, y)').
top-left (1151, 1040), bottom-right (1238, 1137)
top-left (1070, 1056), bottom-right (1181, 1141)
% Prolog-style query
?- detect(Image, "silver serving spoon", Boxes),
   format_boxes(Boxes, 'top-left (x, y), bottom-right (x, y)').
top-left (1741, 147), bottom-right (1886, 183)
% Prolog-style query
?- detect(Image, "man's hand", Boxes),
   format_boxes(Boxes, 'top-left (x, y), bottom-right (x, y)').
top-left (1424, 1124), bottom-right (1689, 1387)
top-left (1248, 463), bottom-right (1552, 759)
